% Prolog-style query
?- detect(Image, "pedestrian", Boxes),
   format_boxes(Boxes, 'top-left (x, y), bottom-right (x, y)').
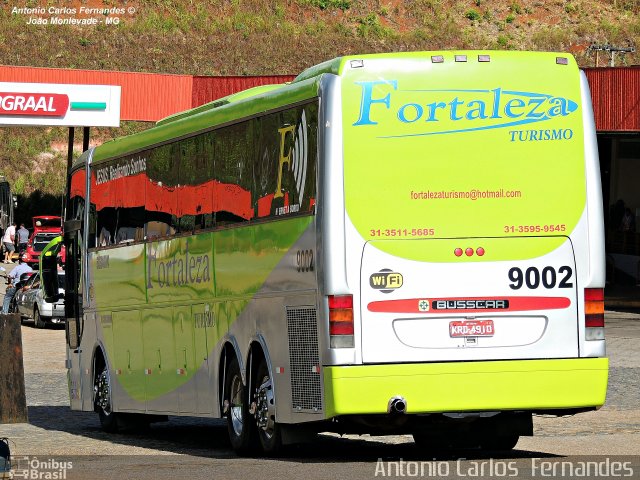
top-left (16, 223), bottom-right (29, 255)
top-left (2, 255), bottom-right (33, 314)
top-left (2, 222), bottom-right (16, 263)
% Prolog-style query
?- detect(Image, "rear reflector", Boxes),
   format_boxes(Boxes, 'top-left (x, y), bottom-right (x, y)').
top-left (585, 288), bottom-right (605, 329)
top-left (328, 295), bottom-right (354, 347)
top-left (329, 322), bottom-right (354, 336)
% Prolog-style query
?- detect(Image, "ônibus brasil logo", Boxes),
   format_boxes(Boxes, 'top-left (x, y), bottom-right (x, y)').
top-left (352, 80), bottom-right (578, 138)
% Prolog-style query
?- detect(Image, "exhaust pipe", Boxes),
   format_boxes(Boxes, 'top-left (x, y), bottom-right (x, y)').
top-left (388, 396), bottom-right (407, 414)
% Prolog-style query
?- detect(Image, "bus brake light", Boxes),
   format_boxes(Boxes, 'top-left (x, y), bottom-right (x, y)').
top-left (585, 288), bottom-right (604, 340)
top-left (328, 295), bottom-right (354, 347)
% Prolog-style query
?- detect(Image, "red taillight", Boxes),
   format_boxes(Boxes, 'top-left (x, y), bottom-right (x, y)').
top-left (328, 295), bottom-right (353, 310)
top-left (329, 322), bottom-right (354, 335)
top-left (328, 295), bottom-right (354, 335)
top-left (585, 288), bottom-right (605, 328)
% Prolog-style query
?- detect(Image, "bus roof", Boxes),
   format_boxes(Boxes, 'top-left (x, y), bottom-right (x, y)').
top-left (77, 50), bottom-right (577, 170)
top-left (293, 50), bottom-right (577, 82)
top-left (155, 84), bottom-right (286, 127)
top-left (75, 76), bottom-right (321, 170)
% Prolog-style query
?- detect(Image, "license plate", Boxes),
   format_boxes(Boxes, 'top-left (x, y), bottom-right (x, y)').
top-left (449, 320), bottom-right (495, 337)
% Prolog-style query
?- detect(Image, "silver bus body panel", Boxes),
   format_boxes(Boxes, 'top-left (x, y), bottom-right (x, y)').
top-left (316, 73), bottom-right (358, 366)
top-left (577, 70), bottom-right (606, 357)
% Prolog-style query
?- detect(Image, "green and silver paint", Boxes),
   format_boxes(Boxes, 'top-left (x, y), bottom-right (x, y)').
top-left (75, 75), bottom-right (322, 407)
top-left (91, 217), bottom-right (313, 403)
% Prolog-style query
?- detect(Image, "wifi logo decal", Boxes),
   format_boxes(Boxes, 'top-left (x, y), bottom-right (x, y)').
top-left (369, 269), bottom-right (404, 293)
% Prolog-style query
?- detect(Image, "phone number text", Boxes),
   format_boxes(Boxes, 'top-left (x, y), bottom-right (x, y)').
top-left (504, 224), bottom-right (566, 234)
top-left (370, 228), bottom-right (435, 238)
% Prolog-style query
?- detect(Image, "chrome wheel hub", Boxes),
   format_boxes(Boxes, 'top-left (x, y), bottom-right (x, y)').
top-left (229, 374), bottom-right (244, 436)
top-left (95, 369), bottom-right (112, 415)
top-left (255, 375), bottom-right (275, 436)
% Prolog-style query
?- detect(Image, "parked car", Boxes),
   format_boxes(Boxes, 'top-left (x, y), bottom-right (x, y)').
top-left (3, 269), bottom-right (34, 315)
top-left (14, 271), bottom-right (65, 328)
top-left (22, 216), bottom-right (62, 268)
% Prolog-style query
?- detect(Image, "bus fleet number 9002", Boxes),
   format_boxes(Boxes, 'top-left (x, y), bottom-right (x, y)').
top-left (508, 266), bottom-right (573, 290)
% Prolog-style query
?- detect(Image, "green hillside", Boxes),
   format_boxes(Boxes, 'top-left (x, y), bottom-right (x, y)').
top-left (0, 0), bottom-right (638, 197)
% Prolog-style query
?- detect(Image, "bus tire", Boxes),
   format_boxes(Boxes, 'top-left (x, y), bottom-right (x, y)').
top-left (225, 356), bottom-right (257, 455)
top-left (95, 365), bottom-right (119, 433)
top-left (254, 358), bottom-right (282, 455)
top-left (412, 433), bottom-right (457, 451)
top-left (482, 434), bottom-right (519, 451)
top-left (413, 432), bottom-right (481, 451)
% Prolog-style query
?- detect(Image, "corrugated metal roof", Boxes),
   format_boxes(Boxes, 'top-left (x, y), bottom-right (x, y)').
top-left (0, 66), bottom-right (295, 122)
top-left (584, 66), bottom-right (640, 132)
top-left (191, 75), bottom-right (295, 108)
top-left (1, 64), bottom-right (638, 130)
top-left (0, 65), bottom-right (193, 122)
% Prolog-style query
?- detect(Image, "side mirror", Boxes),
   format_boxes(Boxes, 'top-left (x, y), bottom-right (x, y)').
top-left (40, 236), bottom-right (63, 303)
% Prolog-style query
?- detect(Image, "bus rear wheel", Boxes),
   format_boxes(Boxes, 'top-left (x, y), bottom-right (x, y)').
top-left (225, 357), bottom-right (257, 454)
top-left (482, 433), bottom-right (520, 451)
top-left (254, 359), bottom-right (282, 455)
top-left (95, 365), bottom-right (118, 433)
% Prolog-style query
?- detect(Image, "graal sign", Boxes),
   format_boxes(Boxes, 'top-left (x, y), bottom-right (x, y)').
top-left (0, 82), bottom-right (121, 127)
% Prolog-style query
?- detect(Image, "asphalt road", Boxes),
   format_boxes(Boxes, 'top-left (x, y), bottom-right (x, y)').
top-left (1, 308), bottom-right (639, 479)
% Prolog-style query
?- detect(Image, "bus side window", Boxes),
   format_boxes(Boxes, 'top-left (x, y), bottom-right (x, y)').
top-left (178, 134), bottom-right (214, 233)
top-left (145, 220), bottom-right (172, 239)
top-left (98, 227), bottom-right (112, 246)
top-left (87, 204), bottom-right (97, 249)
top-left (116, 227), bottom-right (137, 244)
top-left (214, 211), bottom-right (247, 227)
top-left (146, 144), bottom-right (179, 237)
top-left (254, 113), bottom-right (281, 219)
top-left (96, 208), bottom-right (117, 248)
top-left (254, 104), bottom-right (318, 219)
top-left (213, 120), bottom-right (256, 227)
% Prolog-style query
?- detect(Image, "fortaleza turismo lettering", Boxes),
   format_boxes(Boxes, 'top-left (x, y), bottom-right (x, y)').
top-left (352, 80), bottom-right (578, 136)
top-left (509, 128), bottom-right (573, 141)
top-left (95, 156), bottom-right (147, 185)
top-left (147, 241), bottom-right (211, 289)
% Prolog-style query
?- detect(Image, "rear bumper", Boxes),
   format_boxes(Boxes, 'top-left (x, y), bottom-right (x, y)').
top-left (50, 303), bottom-right (65, 318)
top-left (41, 302), bottom-right (64, 318)
top-left (323, 358), bottom-right (608, 418)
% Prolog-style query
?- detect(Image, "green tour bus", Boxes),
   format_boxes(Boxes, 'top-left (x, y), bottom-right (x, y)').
top-left (42, 50), bottom-right (607, 455)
